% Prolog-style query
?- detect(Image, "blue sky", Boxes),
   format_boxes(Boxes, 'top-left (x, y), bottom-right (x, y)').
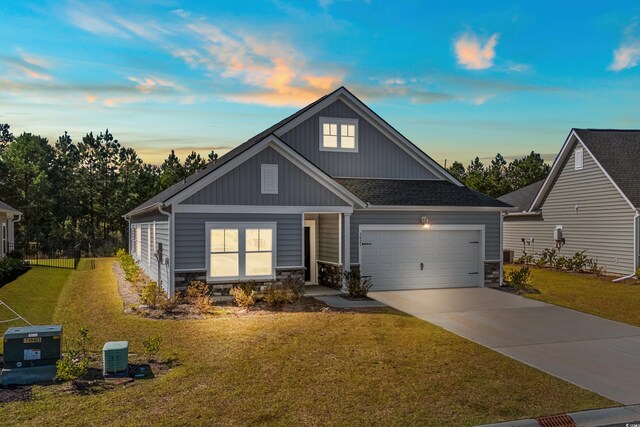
top-left (2, 1), bottom-right (640, 165)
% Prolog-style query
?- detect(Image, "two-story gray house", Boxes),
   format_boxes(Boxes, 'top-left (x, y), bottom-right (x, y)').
top-left (502, 129), bottom-right (640, 276)
top-left (125, 87), bottom-right (510, 297)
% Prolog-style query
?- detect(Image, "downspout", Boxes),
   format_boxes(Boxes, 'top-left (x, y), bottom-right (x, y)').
top-left (11, 213), bottom-right (22, 252)
top-left (613, 209), bottom-right (639, 283)
top-left (157, 205), bottom-right (172, 296)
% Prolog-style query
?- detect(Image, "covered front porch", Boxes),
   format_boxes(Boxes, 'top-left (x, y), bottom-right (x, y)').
top-left (303, 212), bottom-right (351, 290)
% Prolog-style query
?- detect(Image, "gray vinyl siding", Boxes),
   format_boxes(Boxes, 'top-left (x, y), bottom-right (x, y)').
top-left (318, 214), bottom-right (340, 263)
top-left (130, 219), bottom-right (171, 295)
top-left (350, 210), bottom-right (501, 264)
top-left (174, 213), bottom-right (302, 270)
top-left (181, 147), bottom-right (348, 206)
top-left (280, 99), bottom-right (436, 179)
top-left (503, 142), bottom-right (636, 275)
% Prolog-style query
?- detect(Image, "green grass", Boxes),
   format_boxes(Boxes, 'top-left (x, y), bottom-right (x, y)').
top-left (0, 259), bottom-right (615, 426)
top-left (506, 264), bottom-right (640, 327)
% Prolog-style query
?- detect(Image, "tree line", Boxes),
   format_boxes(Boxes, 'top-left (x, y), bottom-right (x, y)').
top-left (446, 152), bottom-right (550, 198)
top-left (0, 124), bottom-right (217, 255)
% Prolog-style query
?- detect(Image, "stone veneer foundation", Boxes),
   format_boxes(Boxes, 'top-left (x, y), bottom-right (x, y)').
top-left (174, 268), bottom-right (305, 296)
top-left (484, 261), bottom-right (501, 287)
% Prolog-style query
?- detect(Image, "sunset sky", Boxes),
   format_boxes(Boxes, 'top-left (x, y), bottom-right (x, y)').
top-left (2, 1), bottom-right (640, 165)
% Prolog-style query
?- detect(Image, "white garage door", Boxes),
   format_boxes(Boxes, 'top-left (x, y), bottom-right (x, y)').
top-left (360, 228), bottom-right (483, 290)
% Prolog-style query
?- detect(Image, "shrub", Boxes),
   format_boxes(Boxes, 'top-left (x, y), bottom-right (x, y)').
top-left (140, 281), bottom-right (168, 308)
top-left (555, 256), bottom-right (570, 270)
top-left (185, 281), bottom-right (215, 313)
top-left (56, 349), bottom-right (89, 382)
top-left (344, 269), bottom-right (373, 298)
top-left (0, 257), bottom-right (23, 283)
top-left (568, 250), bottom-right (590, 272)
top-left (263, 284), bottom-right (294, 308)
top-left (283, 276), bottom-right (305, 302)
top-left (142, 334), bottom-right (163, 362)
top-left (73, 326), bottom-right (92, 360)
top-left (506, 265), bottom-right (533, 290)
top-left (116, 248), bottom-right (140, 283)
top-left (158, 295), bottom-right (182, 312)
top-left (232, 282), bottom-right (256, 308)
top-left (541, 248), bottom-right (557, 268)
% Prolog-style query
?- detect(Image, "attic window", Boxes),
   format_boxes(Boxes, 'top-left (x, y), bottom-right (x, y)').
top-left (575, 148), bottom-right (584, 171)
top-left (320, 117), bottom-right (358, 152)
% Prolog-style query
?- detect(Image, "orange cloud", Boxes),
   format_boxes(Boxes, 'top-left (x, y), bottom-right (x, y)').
top-left (454, 32), bottom-right (499, 70)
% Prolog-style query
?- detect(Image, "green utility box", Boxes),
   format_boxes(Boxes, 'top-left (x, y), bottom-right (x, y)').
top-left (1, 325), bottom-right (62, 385)
top-left (102, 341), bottom-right (129, 376)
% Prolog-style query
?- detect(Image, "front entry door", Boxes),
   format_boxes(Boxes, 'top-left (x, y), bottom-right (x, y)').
top-left (304, 226), bottom-right (311, 281)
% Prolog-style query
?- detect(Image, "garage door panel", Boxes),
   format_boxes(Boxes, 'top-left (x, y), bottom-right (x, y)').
top-left (361, 229), bottom-right (482, 290)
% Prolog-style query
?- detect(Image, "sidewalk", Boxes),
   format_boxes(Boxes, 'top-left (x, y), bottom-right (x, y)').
top-left (476, 405), bottom-right (640, 427)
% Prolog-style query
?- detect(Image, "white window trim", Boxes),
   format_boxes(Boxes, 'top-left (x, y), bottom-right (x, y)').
top-left (135, 226), bottom-right (142, 259)
top-left (261, 164), bottom-right (279, 194)
top-left (319, 117), bottom-right (359, 152)
top-left (147, 225), bottom-right (151, 265)
top-left (574, 147), bottom-right (584, 170)
top-left (1, 222), bottom-right (7, 257)
top-left (205, 222), bottom-right (277, 282)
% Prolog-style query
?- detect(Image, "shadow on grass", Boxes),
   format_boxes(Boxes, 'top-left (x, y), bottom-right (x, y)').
top-left (0, 267), bottom-right (31, 290)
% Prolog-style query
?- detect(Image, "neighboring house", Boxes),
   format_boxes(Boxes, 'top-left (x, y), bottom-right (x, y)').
top-left (502, 129), bottom-right (640, 275)
top-left (125, 87), bottom-right (511, 297)
top-left (0, 200), bottom-right (21, 258)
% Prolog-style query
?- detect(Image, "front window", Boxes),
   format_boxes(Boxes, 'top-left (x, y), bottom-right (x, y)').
top-left (206, 223), bottom-right (276, 280)
top-left (135, 226), bottom-right (141, 258)
top-left (320, 117), bottom-right (358, 152)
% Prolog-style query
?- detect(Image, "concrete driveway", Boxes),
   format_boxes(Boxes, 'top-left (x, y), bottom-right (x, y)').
top-left (370, 288), bottom-right (640, 405)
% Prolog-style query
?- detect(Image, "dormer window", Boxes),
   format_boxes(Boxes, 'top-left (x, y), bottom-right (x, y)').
top-left (320, 117), bottom-right (358, 152)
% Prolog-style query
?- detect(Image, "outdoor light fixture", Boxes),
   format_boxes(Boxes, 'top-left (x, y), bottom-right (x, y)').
top-left (421, 216), bottom-right (431, 229)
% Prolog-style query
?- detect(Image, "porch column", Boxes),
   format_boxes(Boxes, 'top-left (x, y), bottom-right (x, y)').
top-left (343, 213), bottom-right (351, 273)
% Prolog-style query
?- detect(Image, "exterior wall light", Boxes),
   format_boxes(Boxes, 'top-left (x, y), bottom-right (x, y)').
top-left (421, 216), bottom-right (431, 229)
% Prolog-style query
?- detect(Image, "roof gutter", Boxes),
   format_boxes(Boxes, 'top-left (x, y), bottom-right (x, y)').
top-left (503, 210), bottom-right (543, 217)
top-left (123, 202), bottom-right (164, 220)
top-left (362, 205), bottom-right (514, 212)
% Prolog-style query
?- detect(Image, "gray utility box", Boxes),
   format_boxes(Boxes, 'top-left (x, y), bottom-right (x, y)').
top-left (1, 325), bottom-right (63, 385)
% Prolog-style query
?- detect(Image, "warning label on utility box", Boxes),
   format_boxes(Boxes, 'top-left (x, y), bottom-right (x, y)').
top-left (24, 349), bottom-right (41, 360)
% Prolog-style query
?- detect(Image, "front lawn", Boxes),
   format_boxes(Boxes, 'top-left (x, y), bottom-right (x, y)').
top-left (506, 265), bottom-right (640, 327)
top-left (0, 259), bottom-right (614, 426)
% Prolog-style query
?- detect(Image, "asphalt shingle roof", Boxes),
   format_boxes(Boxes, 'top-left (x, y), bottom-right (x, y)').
top-left (334, 178), bottom-right (512, 207)
top-left (0, 199), bottom-right (20, 213)
top-left (573, 129), bottom-right (640, 208)
top-left (497, 180), bottom-right (544, 212)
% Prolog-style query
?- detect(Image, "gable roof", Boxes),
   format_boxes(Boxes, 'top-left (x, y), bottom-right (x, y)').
top-left (0, 199), bottom-right (20, 215)
top-left (573, 129), bottom-right (640, 208)
top-left (498, 180), bottom-right (544, 212)
top-left (126, 87), bottom-right (461, 217)
top-left (335, 178), bottom-right (512, 208)
top-left (530, 128), bottom-right (640, 212)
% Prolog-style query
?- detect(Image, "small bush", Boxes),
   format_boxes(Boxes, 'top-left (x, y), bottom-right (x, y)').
top-left (283, 276), bottom-right (305, 302)
top-left (506, 265), bottom-right (533, 289)
top-left (569, 250), bottom-right (590, 272)
top-left (140, 281), bottom-right (168, 308)
top-left (185, 281), bottom-right (215, 313)
top-left (263, 284), bottom-right (294, 308)
top-left (73, 326), bottom-right (92, 360)
top-left (116, 248), bottom-right (140, 283)
top-left (0, 257), bottom-right (23, 283)
top-left (142, 334), bottom-right (163, 362)
top-left (56, 349), bottom-right (89, 382)
top-left (158, 295), bottom-right (182, 312)
top-left (344, 269), bottom-right (373, 298)
top-left (232, 282), bottom-right (256, 308)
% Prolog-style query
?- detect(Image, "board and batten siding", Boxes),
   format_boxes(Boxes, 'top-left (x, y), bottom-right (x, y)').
top-left (181, 147), bottom-right (348, 206)
top-left (349, 210), bottom-right (500, 264)
top-left (318, 214), bottom-right (340, 264)
top-left (174, 213), bottom-right (302, 271)
top-left (503, 141), bottom-right (636, 275)
top-left (130, 216), bottom-right (171, 294)
top-left (280, 99), bottom-right (436, 179)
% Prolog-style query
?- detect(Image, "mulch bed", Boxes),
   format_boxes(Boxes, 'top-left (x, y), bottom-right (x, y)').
top-left (0, 384), bottom-right (32, 404)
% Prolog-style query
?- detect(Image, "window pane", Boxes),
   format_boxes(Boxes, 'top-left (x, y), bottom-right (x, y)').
top-left (225, 229), bottom-right (238, 252)
top-left (323, 135), bottom-right (337, 148)
top-left (259, 229), bottom-right (272, 251)
top-left (341, 136), bottom-right (355, 149)
top-left (210, 229), bottom-right (225, 252)
top-left (246, 252), bottom-right (272, 276)
top-left (246, 229), bottom-right (259, 252)
top-left (210, 253), bottom-right (239, 277)
top-left (330, 123), bottom-right (337, 135)
top-left (323, 123), bottom-right (331, 135)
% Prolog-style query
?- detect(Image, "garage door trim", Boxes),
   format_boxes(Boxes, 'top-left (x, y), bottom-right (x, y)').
top-left (358, 224), bottom-right (486, 288)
